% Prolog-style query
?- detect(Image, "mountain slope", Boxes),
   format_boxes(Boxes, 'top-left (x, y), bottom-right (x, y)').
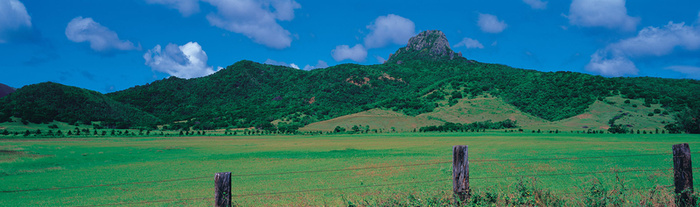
top-left (1, 30), bottom-right (699, 132)
top-left (0, 82), bottom-right (160, 127)
top-left (0, 83), bottom-right (14, 98)
top-left (106, 30), bottom-right (700, 131)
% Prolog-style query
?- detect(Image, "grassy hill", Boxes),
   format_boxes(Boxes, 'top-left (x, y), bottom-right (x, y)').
top-left (1, 30), bottom-right (699, 133)
top-left (0, 82), bottom-right (160, 128)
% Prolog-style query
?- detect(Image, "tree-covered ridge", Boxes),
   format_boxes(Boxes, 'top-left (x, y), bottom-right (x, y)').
top-left (1, 30), bottom-right (699, 133)
top-left (0, 82), bottom-right (160, 128)
top-left (105, 57), bottom-right (699, 132)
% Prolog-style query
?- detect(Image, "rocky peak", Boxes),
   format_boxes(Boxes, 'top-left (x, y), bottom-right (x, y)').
top-left (386, 30), bottom-right (462, 63)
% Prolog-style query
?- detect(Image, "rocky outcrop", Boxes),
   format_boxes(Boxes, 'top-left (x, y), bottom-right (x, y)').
top-left (386, 30), bottom-right (462, 63)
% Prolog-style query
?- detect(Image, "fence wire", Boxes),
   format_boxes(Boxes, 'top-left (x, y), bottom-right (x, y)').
top-left (77, 167), bottom-right (699, 207)
top-left (0, 151), bottom-right (684, 194)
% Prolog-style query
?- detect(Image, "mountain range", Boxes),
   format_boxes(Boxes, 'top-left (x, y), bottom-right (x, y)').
top-left (1, 30), bottom-right (698, 133)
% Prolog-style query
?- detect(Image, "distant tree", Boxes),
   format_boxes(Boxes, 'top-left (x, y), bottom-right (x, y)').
top-left (67, 131), bottom-right (73, 136)
top-left (56, 130), bottom-right (63, 136)
top-left (24, 130), bottom-right (31, 136)
top-left (35, 129), bottom-right (41, 135)
top-left (102, 131), bottom-right (107, 136)
top-left (351, 125), bottom-right (360, 133)
top-left (624, 100), bottom-right (631, 104)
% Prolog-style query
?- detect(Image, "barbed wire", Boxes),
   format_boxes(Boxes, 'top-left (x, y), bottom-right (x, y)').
top-left (74, 197), bottom-right (212, 207)
top-left (78, 167), bottom-right (694, 207)
top-left (0, 152), bottom-right (683, 194)
top-left (0, 176), bottom-right (209, 193)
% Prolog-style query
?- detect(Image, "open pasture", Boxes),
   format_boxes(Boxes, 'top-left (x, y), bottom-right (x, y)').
top-left (0, 133), bottom-right (698, 206)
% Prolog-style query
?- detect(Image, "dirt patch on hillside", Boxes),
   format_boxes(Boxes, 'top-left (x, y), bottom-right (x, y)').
top-left (346, 76), bottom-right (371, 86)
top-left (574, 114), bottom-right (592, 119)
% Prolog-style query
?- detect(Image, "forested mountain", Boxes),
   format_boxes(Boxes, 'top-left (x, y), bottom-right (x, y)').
top-left (1, 30), bottom-right (698, 133)
top-left (0, 82), bottom-right (160, 128)
top-left (0, 83), bottom-right (14, 98)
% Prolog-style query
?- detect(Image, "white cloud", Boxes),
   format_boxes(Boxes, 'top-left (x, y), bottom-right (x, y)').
top-left (289, 63), bottom-right (300, 69)
top-left (454, 37), bottom-right (484, 49)
top-left (568, 0), bottom-right (639, 31)
top-left (665, 65), bottom-right (700, 79)
top-left (523, 0), bottom-right (547, 10)
top-left (585, 50), bottom-right (638, 77)
top-left (203, 0), bottom-right (300, 49)
top-left (145, 0), bottom-right (200, 16)
top-left (65, 17), bottom-right (139, 52)
top-left (586, 21), bottom-right (700, 77)
top-left (0, 0), bottom-right (32, 43)
top-left (610, 22), bottom-right (700, 57)
top-left (478, 13), bottom-right (507, 33)
top-left (331, 44), bottom-right (367, 62)
top-left (302, 60), bottom-right (328, 70)
top-left (375, 56), bottom-right (386, 64)
top-left (363, 14), bottom-right (415, 49)
top-left (144, 42), bottom-right (215, 79)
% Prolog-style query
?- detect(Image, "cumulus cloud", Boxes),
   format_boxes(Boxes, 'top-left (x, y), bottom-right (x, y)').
top-left (65, 17), bottom-right (139, 52)
top-left (665, 65), bottom-right (700, 79)
top-left (302, 60), bottom-right (328, 70)
top-left (478, 13), bottom-right (507, 33)
top-left (363, 14), bottom-right (415, 49)
top-left (203, 0), bottom-right (300, 49)
top-left (289, 63), bottom-right (300, 69)
top-left (567, 0), bottom-right (639, 31)
top-left (145, 0), bottom-right (200, 16)
top-left (585, 50), bottom-right (638, 76)
top-left (0, 0), bottom-right (33, 43)
top-left (375, 56), bottom-right (386, 64)
top-left (523, 0), bottom-right (547, 10)
top-left (331, 44), bottom-right (367, 62)
top-left (144, 42), bottom-right (215, 79)
top-left (454, 37), bottom-right (484, 49)
top-left (586, 21), bottom-right (700, 77)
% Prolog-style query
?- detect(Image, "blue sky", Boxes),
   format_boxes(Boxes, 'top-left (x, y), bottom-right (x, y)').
top-left (1, 0), bottom-right (699, 93)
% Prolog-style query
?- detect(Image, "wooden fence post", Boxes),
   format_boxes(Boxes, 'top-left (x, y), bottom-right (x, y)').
top-left (673, 143), bottom-right (695, 206)
top-left (215, 172), bottom-right (232, 207)
top-left (453, 145), bottom-right (469, 203)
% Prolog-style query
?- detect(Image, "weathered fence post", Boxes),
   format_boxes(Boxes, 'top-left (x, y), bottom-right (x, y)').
top-left (673, 143), bottom-right (695, 206)
top-left (215, 172), bottom-right (232, 207)
top-left (453, 145), bottom-right (469, 203)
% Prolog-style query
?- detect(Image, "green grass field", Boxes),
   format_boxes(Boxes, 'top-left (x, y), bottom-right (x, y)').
top-left (0, 133), bottom-right (698, 206)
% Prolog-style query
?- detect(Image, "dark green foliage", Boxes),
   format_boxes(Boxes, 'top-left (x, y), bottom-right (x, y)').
top-left (0, 82), bottom-right (160, 127)
top-left (672, 108), bottom-right (700, 134)
top-left (2, 53), bottom-right (699, 130)
top-left (608, 124), bottom-right (629, 134)
top-left (420, 120), bottom-right (517, 132)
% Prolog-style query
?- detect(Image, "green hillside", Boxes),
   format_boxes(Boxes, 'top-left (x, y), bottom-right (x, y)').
top-left (0, 82), bottom-right (160, 128)
top-left (1, 30), bottom-right (699, 133)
